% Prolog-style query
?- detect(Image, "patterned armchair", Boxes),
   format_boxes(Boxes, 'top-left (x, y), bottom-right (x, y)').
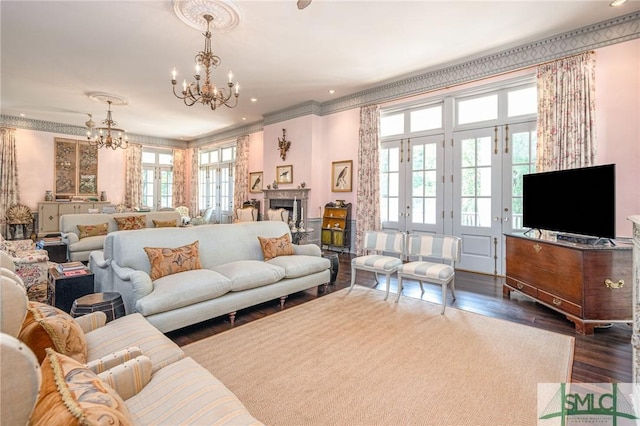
top-left (0, 235), bottom-right (54, 303)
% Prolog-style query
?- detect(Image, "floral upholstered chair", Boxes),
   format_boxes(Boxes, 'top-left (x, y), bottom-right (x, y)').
top-left (0, 235), bottom-right (54, 303)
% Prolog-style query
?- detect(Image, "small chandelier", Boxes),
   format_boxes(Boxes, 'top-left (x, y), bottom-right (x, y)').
top-left (86, 100), bottom-right (128, 150)
top-left (171, 14), bottom-right (239, 110)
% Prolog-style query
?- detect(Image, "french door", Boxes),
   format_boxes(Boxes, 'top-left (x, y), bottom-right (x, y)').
top-left (199, 164), bottom-right (234, 224)
top-left (381, 134), bottom-right (445, 235)
top-left (452, 122), bottom-right (536, 275)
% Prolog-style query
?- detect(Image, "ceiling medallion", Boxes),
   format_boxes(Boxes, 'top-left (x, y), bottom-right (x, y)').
top-left (173, 0), bottom-right (240, 32)
top-left (86, 92), bottom-right (129, 106)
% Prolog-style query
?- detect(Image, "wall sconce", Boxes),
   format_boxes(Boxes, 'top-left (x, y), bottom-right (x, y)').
top-left (277, 128), bottom-right (291, 161)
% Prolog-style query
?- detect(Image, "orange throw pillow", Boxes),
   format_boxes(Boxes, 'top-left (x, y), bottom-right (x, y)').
top-left (18, 302), bottom-right (88, 364)
top-left (30, 348), bottom-right (132, 426)
top-left (143, 241), bottom-right (202, 280)
top-left (77, 223), bottom-right (109, 239)
top-left (152, 219), bottom-right (177, 228)
top-left (258, 233), bottom-right (295, 261)
top-left (114, 215), bottom-right (146, 230)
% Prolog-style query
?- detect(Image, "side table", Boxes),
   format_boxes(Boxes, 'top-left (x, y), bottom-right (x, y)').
top-left (71, 292), bottom-right (125, 323)
top-left (43, 242), bottom-right (68, 263)
top-left (47, 267), bottom-right (94, 313)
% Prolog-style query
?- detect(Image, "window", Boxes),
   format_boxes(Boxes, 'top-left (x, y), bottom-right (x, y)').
top-left (199, 144), bottom-right (236, 223)
top-left (457, 94), bottom-right (498, 125)
top-left (142, 148), bottom-right (173, 210)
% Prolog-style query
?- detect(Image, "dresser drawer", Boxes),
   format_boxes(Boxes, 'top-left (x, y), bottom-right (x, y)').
top-left (538, 289), bottom-right (582, 317)
top-left (505, 277), bottom-right (537, 298)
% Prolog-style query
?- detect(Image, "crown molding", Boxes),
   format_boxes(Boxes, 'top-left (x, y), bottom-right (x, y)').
top-left (0, 115), bottom-right (187, 149)
top-left (190, 120), bottom-right (263, 148)
top-left (263, 101), bottom-right (322, 126)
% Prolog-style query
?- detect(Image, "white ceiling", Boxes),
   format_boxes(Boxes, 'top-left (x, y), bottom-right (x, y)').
top-left (1, 0), bottom-right (638, 141)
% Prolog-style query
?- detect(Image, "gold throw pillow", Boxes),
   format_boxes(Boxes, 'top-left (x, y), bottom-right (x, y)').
top-left (143, 241), bottom-right (202, 280)
top-left (114, 215), bottom-right (146, 230)
top-left (152, 219), bottom-right (177, 228)
top-left (77, 222), bottom-right (109, 239)
top-left (258, 233), bottom-right (295, 261)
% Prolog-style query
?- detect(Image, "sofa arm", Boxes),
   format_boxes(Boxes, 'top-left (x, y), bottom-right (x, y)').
top-left (112, 263), bottom-right (153, 314)
top-left (293, 244), bottom-right (321, 256)
top-left (61, 232), bottom-right (79, 246)
top-left (10, 250), bottom-right (49, 264)
top-left (87, 346), bottom-right (143, 374)
top-left (89, 250), bottom-right (110, 270)
top-left (74, 311), bottom-right (107, 333)
top-left (98, 355), bottom-right (153, 400)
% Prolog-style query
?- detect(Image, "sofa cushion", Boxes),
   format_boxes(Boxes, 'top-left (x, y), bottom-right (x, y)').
top-left (18, 302), bottom-right (88, 364)
top-left (69, 234), bottom-right (106, 253)
top-left (85, 313), bottom-right (185, 373)
top-left (136, 269), bottom-right (232, 317)
top-left (144, 241), bottom-right (202, 280)
top-left (267, 255), bottom-right (331, 279)
top-left (258, 233), bottom-right (295, 261)
top-left (114, 215), bottom-right (146, 231)
top-left (213, 260), bottom-right (286, 291)
top-left (30, 348), bottom-right (132, 426)
top-left (152, 219), bottom-right (177, 228)
top-left (77, 222), bottom-right (109, 239)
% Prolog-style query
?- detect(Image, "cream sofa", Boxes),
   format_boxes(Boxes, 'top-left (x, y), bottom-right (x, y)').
top-left (90, 221), bottom-right (331, 333)
top-left (1, 271), bottom-right (263, 425)
top-left (60, 210), bottom-right (181, 262)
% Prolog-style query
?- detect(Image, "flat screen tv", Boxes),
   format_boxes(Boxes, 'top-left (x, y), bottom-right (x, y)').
top-left (522, 164), bottom-right (616, 240)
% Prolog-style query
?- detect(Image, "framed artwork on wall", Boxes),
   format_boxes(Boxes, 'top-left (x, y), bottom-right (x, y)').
top-left (54, 138), bottom-right (99, 197)
top-left (249, 171), bottom-right (263, 193)
top-left (276, 165), bottom-right (293, 184)
top-left (332, 160), bottom-right (353, 192)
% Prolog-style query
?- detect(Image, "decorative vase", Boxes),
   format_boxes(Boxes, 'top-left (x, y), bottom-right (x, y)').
top-left (100, 191), bottom-right (107, 201)
top-left (44, 190), bottom-right (53, 201)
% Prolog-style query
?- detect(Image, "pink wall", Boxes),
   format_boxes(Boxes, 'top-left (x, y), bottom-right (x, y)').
top-left (10, 39), bottom-right (639, 237)
top-left (594, 39), bottom-right (640, 238)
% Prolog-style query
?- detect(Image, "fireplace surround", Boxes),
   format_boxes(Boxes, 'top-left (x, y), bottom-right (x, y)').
top-left (263, 188), bottom-right (310, 227)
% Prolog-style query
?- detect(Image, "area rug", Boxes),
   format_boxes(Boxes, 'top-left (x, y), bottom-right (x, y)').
top-left (183, 286), bottom-right (574, 425)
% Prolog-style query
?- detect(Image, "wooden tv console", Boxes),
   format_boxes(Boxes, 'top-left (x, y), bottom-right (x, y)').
top-left (504, 233), bottom-right (632, 334)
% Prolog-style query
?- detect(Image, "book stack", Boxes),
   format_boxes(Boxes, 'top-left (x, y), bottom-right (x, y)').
top-left (38, 236), bottom-right (62, 246)
top-left (56, 261), bottom-right (88, 277)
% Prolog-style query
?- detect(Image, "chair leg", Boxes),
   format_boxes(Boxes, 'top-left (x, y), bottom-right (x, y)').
top-left (383, 273), bottom-right (391, 301)
top-left (348, 266), bottom-right (357, 293)
top-left (419, 281), bottom-right (424, 293)
top-left (395, 276), bottom-right (403, 303)
top-left (450, 277), bottom-right (457, 301)
top-left (440, 283), bottom-right (447, 315)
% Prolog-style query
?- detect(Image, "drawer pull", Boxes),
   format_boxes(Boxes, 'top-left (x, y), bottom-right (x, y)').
top-left (604, 279), bottom-right (624, 289)
top-left (516, 283), bottom-right (524, 290)
top-left (533, 243), bottom-right (542, 253)
top-left (552, 298), bottom-right (562, 306)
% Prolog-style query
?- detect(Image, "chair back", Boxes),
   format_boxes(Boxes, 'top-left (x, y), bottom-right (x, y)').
top-left (362, 231), bottom-right (405, 255)
top-left (6, 204), bottom-right (33, 224)
top-left (175, 206), bottom-right (190, 217)
top-left (0, 274), bottom-right (28, 337)
top-left (236, 206), bottom-right (258, 222)
top-left (267, 208), bottom-right (289, 223)
top-left (406, 234), bottom-right (461, 264)
top-left (1, 333), bottom-right (41, 426)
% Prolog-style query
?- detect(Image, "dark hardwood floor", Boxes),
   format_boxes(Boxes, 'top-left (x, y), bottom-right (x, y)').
top-left (167, 253), bottom-right (632, 383)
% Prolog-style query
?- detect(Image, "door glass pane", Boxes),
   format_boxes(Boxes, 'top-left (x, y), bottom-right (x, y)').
top-left (411, 140), bottom-right (438, 225)
top-left (477, 198), bottom-right (492, 227)
top-left (159, 169), bottom-right (173, 208)
top-left (460, 137), bottom-right (491, 228)
top-left (380, 113), bottom-right (404, 137)
top-left (141, 169), bottom-right (154, 208)
top-left (410, 105), bottom-right (442, 132)
top-left (510, 130), bottom-right (537, 229)
top-left (380, 145), bottom-right (400, 222)
top-left (508, 87), bottom-right (537, 117)
top-left (457, 94), bottom-right (498, 125)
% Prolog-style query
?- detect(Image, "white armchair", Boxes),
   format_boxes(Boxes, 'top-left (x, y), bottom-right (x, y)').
top-left (267, 208), bottom-right (289, 223)
top-left (235, 206), bottom-right (258, 222)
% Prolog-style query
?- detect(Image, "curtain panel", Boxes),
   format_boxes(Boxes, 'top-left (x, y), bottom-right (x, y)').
top-left (233, 135), bottom-right (250, 214)
top-left (124, 143), bottom-right (143, 209)
top-left (536, 51), bottom-right (597, 171)
top-left (172, 148), bottom-right (187, 207)
top-left (355, 105), bottom-right (381, 255)
top-left (189, 147), bottom-right (200, 216)
top-left (0, 128), bottom-right (20, 238)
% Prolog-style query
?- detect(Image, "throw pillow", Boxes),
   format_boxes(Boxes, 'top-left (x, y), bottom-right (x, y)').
top-left (114, 215), bottom-right (146, 231)
top-left (30, 348), bottom-right (133, 426)
top-left (152, 219), bottom-right (177, 228)
top-left (77, 222), bottom-right (109, 239)
top-left (143, 241), bottom-right (202, 280)
top-left (18, 302), bottom-right (88, 364)
top-left (258, 233), bottom-right (295, 261)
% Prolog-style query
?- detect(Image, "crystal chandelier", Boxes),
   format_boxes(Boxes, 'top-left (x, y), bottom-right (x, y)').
top-left (171, 14), bottom-right (239, 110)
top-left (86, 100), bottom-right (128, 150)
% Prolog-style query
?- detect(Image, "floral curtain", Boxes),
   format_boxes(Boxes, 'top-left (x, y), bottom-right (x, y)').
top-left (233, 135), bottom-right (250, 213)
top-left (0, 128), bottom-right (20, 238)
top-left (124, 143), bottom-right (143, 209)
top-left (536, 51), bottom-right (597, 172)
top-left (355, 105), bottom-right (381, 255)
top-left (190, 147), bottom-right (200, 216)
top-left (172, 148), bottom-right (186, 207)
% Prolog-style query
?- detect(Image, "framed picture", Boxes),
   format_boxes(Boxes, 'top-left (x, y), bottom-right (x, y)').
top-left (276, 165), bottom-right (293, 184)
top-left (249, 171), bottom-right (263, 193)
top-left (54, 138), bottom-right (99, 196)
top-left (332, 160), bottom-right (353, 192)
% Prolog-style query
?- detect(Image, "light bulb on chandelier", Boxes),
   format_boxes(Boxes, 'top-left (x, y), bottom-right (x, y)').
top-left (171, 14), bottom-right (239, 110)
top-left (86, 100), bottom-right (128, 150)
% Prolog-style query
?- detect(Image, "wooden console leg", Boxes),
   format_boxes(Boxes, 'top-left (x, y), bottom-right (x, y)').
top-left (502, 285), bottom-right (512, 298)
top-left (569, 317), bottom-right (594, 335)
top-left (279, 295), bottom-right (287, 310)
top-left (229, 311), bottom-right (236, 326)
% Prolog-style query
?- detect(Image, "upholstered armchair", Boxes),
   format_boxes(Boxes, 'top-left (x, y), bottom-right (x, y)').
top-left (0, 235), bottom-right (54, 303)
top-left (235, 206), bottom-right (258, 222)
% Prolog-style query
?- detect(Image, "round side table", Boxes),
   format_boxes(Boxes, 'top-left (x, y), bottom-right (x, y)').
top-left (70, 292), bottom-right (125, 323)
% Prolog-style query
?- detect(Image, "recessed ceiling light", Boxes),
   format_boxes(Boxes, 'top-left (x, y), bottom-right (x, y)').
top-left (250, 98), bottom-right (257, 103)
top-left (328, 89), bottom-right (335, 94)
top-left (242, 117), bottom-right (247, 121)
top-left (19, 113), bottom-right (26, 117)
top-left (610, 0), bottom-right (627, 6)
